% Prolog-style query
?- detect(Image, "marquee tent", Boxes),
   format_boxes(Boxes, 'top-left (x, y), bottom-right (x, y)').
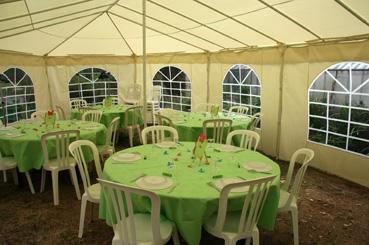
top-left (0, 0), bottom-right (369, 187)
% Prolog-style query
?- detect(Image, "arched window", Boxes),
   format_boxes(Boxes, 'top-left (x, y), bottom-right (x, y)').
top-left (308, 62), bottom-right (369, 157)
top-left (69, 67), bottom-right (118, 105)
top-left (152, 66), bottom-right (191, 112)
top-left (222, 64), bottom-right (261, 115)
top-left (0, 68), bottom-right (35, 124)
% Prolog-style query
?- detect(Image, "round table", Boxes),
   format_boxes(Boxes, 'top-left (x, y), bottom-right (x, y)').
top-left (70, 104), bottom-right (143, 128)
top-left (0, 120), bottom-right (106, 172)
top-left (168, 112), bottom-right (252, 141)
top-left (99, 142), bottom-right (280, 245)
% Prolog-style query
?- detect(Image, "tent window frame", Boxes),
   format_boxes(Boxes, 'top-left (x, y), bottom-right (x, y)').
top-left (0, 68), bottom-right (36, 124)
top-left (222, 64), bottom-right (262, 115)
top-left (308, 61), bottom-right (369, 158)
top-left (68, 67), bottom-right (118, 106)
top-left (152, 66), bottom-right (192, 112)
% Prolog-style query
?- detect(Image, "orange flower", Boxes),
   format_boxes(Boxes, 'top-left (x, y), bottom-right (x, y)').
top-left (47, 110), bottom-right (54, 116)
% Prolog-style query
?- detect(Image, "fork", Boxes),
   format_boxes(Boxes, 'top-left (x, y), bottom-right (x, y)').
top-left (167, 183), bottom-right (180, 193)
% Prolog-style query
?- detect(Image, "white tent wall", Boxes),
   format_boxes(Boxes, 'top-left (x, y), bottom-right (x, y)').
top-left (279, 40), bottom-right (369, 188)
top-left (45, 55), bottom-right (135, 115)
top-left (0, 51), bottom-right (51, 112)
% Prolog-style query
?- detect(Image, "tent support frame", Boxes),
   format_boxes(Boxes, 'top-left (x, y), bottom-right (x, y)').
top-left (107, 12), bottom-right (135, 55)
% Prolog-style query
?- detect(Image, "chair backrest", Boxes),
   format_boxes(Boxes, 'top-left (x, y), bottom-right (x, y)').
top-left (194, 103), bottom-right (219, 112)
top-left (148, 85), bottom-right (162, 102)
top-left (69, 140), bottom-right (103, 198)
top-left (203, 119), bottom-right (232, 144)
top-left (213, 175), bottom-right (276, 235)
top-left (98, 178), bottom-right (165, 245)
top-left (228, 105), bottom-right (249, 115)
top-left (226, 130), bottom-right (260, 151)
top-left (70, 99), bottom-right (88, 109)
top-left (82, 110), bottom-right (102, 123)
top-left (282, 148), bottom-right (314, 206)
top-left (123, 83), bottom-right (141, 104)
top-left (155, 114), bottom-right (173, 127)
top-left (31, 110), bottom-right (47, 121)
top-left (112, 97), bottom-right (119, 105)
top-left (248, 112), bottom-right (262, 130)
top-left (105, 117), bottom-right (120, 148)
top-left (124, 106), bottom-right (142, 128)
top-left (141, 125), bottom-right (178, 144)
top-left (55, 105), bottom-right (66, 120)
top-left (41, 130), bottom-right (80, 168)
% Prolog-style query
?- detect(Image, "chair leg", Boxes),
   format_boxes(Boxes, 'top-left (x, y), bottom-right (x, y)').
top-left (291, 208), bottom-right (299, 245)
top-left (78, 194), bottom-right (88, 238)
top-left (51, 170), bottom-right (59, 205)
top-left (137, 127), bottom-right (142, 144)
top-left (128, 127), bottom-right (133, 147)
top-left (3, 170), bottom-right (7, 182)
top-left (40, 169), bottom-right (46, 193)
top-left (25, 171), bottom-right (35, 194)
top-left (251, 229), bottom-right (259, 245)
top-left (70, 168), bottom-right (81, 200)
top-left (12, 168), bottom-right (18, 185)
top-left (171, 225), bottom-right (180, 245)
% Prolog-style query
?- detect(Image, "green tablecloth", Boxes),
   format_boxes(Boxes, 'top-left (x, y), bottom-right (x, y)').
top-left (70, 105), bottom-right (143, 128)
top-left (169, 112), bottom-right (252, 142)
top-left (99, 142), bottom-right (280, 245)
top-left (0, 120), bottom-right (106, 172)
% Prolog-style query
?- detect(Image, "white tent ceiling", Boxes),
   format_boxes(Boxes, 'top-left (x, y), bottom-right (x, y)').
top-left (0, 0), bottom-right (368, 56)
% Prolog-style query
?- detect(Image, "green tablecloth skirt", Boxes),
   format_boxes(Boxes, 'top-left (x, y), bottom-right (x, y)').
top-left (170, 112), bottom-right (252, 142)
top-left (70, 105), bottom-right (143, 128)
top-left (99, 142), bottom-right (280, 245)
top-left (0, 120), bottom-right (106, 172)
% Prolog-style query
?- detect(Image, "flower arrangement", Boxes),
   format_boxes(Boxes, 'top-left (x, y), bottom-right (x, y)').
top-left (192, 133), bottom-right (209, 165)
top-left (44, 110), bottom-right (56, 129)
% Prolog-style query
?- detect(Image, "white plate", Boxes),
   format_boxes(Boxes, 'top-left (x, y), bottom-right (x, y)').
top-left (155, 141), bottom-right (177, 148)
top-left (112, 152), bottom-right (141, 162)
top-left (242, 162), bottom-right (273, 173)
top-left (217, 145), bottom-right (243, 152)
top-left (81, 126), bottom-right (101, 130)
top-left (2, 133), bottom-right (25, 138)
top-left (0, 126), bottom-right (14, 131)
top-left (213, 177), bottom-right (248, 193)
top-left (136, 176), bottom-right (173, 190)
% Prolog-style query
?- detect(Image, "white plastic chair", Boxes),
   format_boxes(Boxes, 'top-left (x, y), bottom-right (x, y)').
top-left (147, 85), bottom-right (162, 124)
top-left (30, 110), bottom-right (47, 121)
top-left (82, 110), bottom-right (102, 123)
top-left (97, 117), bottom-right (120, 158)
top-left (40, 130), bottom-right (81, 205)
top-left (103, 97), bottom-right (119, 106)
top-left (0, 153), bottom-right (18, 186)
top-left (55, 105), bottom-right (66, 120)
top-left (226, 130), bottom-right (260, 151)
top-left (124, 106), bottom-right (143, 147)
top-left (155, 114), bottom-right (173, 127)
top-left (97, 178), bottom-right (180, 245)
top-left (248, 112), bottom-right (262, 131)
top-left (278, 148), bottom-right (315, 245)
top-left (123, 83), bottom-right (141, 105)
top-left (141, 125), bottom-right (178, 145)
top-left (203, 119), bottom-right (232, 144)
top-left (204, 175), bottom-right (276, 245)
top-left (70, 99), bottom-right (88, 110)
top-left (228, 105), bottom-right (249, 115)
top-left (69, 140), bottom-right (103, 238)
top-left (194, 103), bottom-right (219, 112)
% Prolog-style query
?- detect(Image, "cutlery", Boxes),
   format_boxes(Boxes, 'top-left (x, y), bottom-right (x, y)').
top-left (130, 173), bottom-right (146, 183)
top-left (167, 183), bottom-right (180, 193)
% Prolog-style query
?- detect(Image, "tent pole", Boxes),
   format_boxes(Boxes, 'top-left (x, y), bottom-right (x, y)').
top-left (275, 46), bottom-right (287, 159)
top-left (206, 52), bottom-right (211, 104)
top-left (142, 0), bottom-right (147, 128)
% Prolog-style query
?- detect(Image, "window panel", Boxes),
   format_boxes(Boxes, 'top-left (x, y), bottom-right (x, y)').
top-left (309, 62), bottom-right (369, 157)
top-left (152, 66), bottom-right (191, 112)
top-left (222, 64), bottom-right (261, 117)
top-left (68, 68), bottom-right (118, 106)
top-left (0, 68), bottom-right (35, 124)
